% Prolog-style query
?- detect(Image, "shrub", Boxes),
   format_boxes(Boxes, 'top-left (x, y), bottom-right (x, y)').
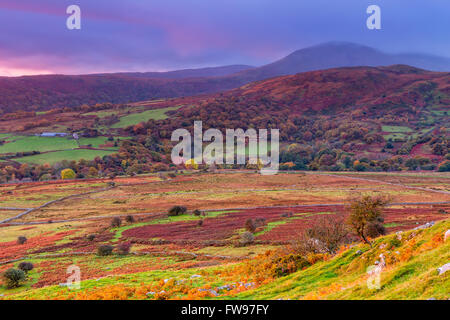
top-left (245, 219), bottom-right (256, 233)
top-left (273, 254), bottom-right (311, 277)
top-left (87, 234), bottom-right (96, 241)
top-left (97, 245), bottom-right (114, 256)
top-left (116, 243), bottom-right (132, 255)
top-left (2, 268), bottom-right (26, 288)
top-left (111, 217), bottom-right (122, 228)
top-left (197, 219), bottom-right (204, 227)
top-left (240, 232), bottom-right (254, 246)
top-left (302, 216), bottom-right (350, 254)
top-left (61, 168), bottom-right (76, 180)
top-left (388, 237), bottom-right (402, 248)
top-left (18, 262), bottom-right (34, 273)
top-left (17, 236), bottom-right (27, 245)
top-left (168, 206), bottom-right (187, 216)
top-left (255, 217), bottom-right (267, 227)
top-left (438, 161), bottom-right (450, 172)
top-left (193, 209), bottom-right (202, 216)
top-left (125, 215), bottom-right (135, 223)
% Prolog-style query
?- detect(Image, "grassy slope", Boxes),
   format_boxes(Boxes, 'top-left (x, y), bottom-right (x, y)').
top-left (14, 149), bottom-right (116, 165)
top-left (111, 106), bottom-right (181, 128)
top-left (238, 219), bottom-right (450, 300)
top-left (4, 218), bottom-right (448, 300)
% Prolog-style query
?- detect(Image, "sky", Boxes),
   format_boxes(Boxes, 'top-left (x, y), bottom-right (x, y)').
top-left (0, 0), bottom-right (449, 76)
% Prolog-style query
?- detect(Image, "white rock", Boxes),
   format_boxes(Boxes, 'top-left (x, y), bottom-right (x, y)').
top-left (444, 230), bottom-right (450, 242)
top-left (414, 222), bottom-right (435, 230)
top-left (190, 274), bottom-right (202, 279)
top-left (437, 263), bottom-right (450, 275)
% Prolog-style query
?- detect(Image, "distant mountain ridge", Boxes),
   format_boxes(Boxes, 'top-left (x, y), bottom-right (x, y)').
top-left (97, 64), bottom-right (254, 79)
top-left (0, 42), bottom-right (449, 112)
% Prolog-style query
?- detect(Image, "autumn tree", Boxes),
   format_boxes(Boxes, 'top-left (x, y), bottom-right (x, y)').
top-left (347, 195), bottom-right (390, 246)
top-left (61, 168), bottom-right (76, 180)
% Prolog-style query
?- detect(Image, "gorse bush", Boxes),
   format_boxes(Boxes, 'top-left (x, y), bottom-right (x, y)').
top-left (193, 209), bottom-right (202, 216)
top-left (97, 245), bottom-right (114, 256)
top-left (273, 254), bottom-right (311, 277)
top-left (116, 243), bottom-right (132, 255)
top-left (111, 217), bottom-right (122, 228)
top-left (168, 206), bottom-right (187, 216)
top-left (245, 219), bottom-right (257, 233)
top-left (18, 262), bottom-right (34, 273)
top-left (17, 236), bottom-right (27, 245)
top-left (2, 268), bottom-right (26, 289)
top-left (240, 232), bottom-right (255, 246)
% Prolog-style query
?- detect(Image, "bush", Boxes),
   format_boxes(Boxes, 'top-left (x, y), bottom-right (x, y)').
top-left (87, 234), bottom-right (96, 241)
top-left (197, 219), bottom-right (204, 227)
top-left (245, 219), bottom-right (256, 233)
top-left (125, 215), bottom-right (135, 223)
top-left (111, 217), bottom-right (122, 228)
top-left (2, 268), bottom-right (26, 288)
top-left (438, 161), bottom-right (450, 172)
top-left (17, 236), bottom-right (27, 245)
top-left (61, 168), bottom-right (76, 180)
top-left (18, 262), bottom-right (34, 273)
top-left (255, 217), bottom-right (267, 227)
top-left (240, 232), bottom-right (254, 246)
top-left (168, 206), bottom-right (187, 216)
top-left (193, 209), bottom-right (202, 216)
top-left (273, 254), bottom-right (311, 277)
top-left (97, 245), bottom-right (114, 256)
top-left (116, 243), bottom-right (132, 255)
top-left (304, 216), bottom-right (350, 254)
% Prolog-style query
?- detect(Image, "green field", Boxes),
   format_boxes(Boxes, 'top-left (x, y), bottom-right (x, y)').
top-left (0, 136), bottom-right (124, 154)
top-left (14, 149), bottom-right (116, 165)
top-left (110, 106), bottom-right (181, 128)
top-left (381, 125), bottom-right (413, 133)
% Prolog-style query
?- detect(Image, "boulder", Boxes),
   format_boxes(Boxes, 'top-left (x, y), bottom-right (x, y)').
top-left (444, 230), bottom-right (450, 242)
top-left (414, 222), bottom-right (434, 230)
top-left (437, 263), bottom-right (450, 275)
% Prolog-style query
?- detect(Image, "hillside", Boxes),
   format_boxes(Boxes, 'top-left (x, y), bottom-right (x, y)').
top-left (0, 65), bottom-right (448, 175)
top-left (238, 217), bottom-right (450, 300)
top-left (130, 65), bottom-right (449, 171)
top-left (1, 42), bottom-right (449, 113)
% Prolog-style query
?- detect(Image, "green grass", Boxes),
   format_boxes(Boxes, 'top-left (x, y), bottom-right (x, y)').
top-left (382, 125), bottom-right (413, 133)
top-left (14, 149), bottom-right (116, 165)
top-left (237, 219), bottom-right (450, 300)
top-left (0, 136), bottom-right (76, 154)
top-left (2, 218), bottom-right (449, 300)
top-left (0, 135), bottom-right (121, 154)
top-left (383, 133), bottom-right (407, 141)
top-left (111, 106), bottom-right (182, 128)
